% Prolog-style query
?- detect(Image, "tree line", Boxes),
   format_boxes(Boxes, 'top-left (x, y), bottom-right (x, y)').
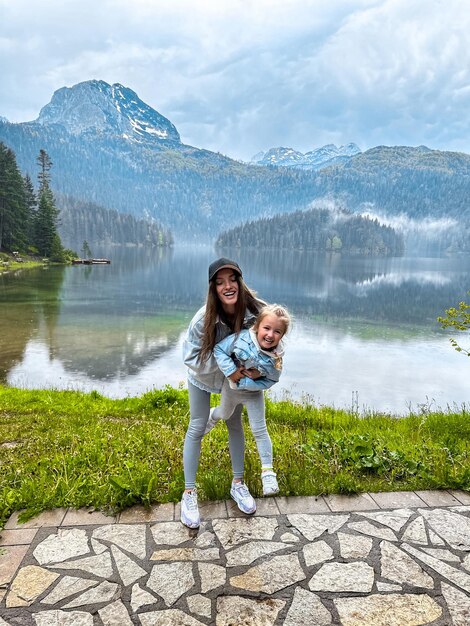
top-left (0, 142), bottom-right (173, 258)
top-left (216, 207), bottom-right (405, 256)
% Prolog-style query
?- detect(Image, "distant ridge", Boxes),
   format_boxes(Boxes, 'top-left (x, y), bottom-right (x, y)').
top-left (251, 143), bottom-right (361, 170)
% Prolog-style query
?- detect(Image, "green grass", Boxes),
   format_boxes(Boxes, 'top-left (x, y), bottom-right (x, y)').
top-left (0, 385), bottom-right (469, 527)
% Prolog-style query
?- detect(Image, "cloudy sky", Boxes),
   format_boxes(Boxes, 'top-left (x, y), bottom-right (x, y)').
top-left (1, 0), bottom-right (469, 160)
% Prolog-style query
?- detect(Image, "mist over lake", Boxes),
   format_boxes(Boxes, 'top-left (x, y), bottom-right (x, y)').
top-left (1, 245), bottom-right (469, 416)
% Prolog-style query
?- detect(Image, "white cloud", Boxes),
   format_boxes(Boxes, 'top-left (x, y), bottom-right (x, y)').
top-left (0, 0), bottom-right (469, 159)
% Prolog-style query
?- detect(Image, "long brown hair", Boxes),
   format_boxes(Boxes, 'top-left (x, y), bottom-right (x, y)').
top-left (199, 274), bottom-right (262, 363)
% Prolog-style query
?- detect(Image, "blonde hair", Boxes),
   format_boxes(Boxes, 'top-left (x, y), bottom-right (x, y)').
top-left (253, 303), bottom-right (292, 335)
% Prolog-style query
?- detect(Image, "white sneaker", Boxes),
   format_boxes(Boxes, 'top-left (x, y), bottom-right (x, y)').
top-left (230, 481), bottom-right (256, 514)
top-left (261, 470), bottom-right (279, 496)
top-left (181, 490), bottom-right (200, 528)
top-left (204, 407), bottom-right (222, 434)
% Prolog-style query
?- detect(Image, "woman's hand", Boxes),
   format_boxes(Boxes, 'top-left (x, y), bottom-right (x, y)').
top-left (228, 369), bottom-right (245, 384)
top-left (241, 367), bottom-right (262, 380)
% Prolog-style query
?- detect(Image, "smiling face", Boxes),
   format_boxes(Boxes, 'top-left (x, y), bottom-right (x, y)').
top-left (256, 313), bottom-right (286, 350)
top-left (214, 268), bottom-right (239, 313)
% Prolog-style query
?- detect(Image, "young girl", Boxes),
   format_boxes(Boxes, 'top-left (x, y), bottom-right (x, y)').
top-left (206, 304), bottom-right (291, 496)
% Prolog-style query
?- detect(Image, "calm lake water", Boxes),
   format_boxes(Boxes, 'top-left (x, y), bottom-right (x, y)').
top-left (1, 245), bottom-right (469, 415)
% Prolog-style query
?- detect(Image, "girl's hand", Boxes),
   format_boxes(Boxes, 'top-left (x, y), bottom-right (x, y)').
top-left (241, 367), bottom-right (261, 380)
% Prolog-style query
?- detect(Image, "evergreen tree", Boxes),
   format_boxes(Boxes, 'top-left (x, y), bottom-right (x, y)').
top-left (33, 149), bottom-right (62, 257)
top-left (0, 142), bottom-right (28, 251)
top-left (23, 173), bottom-right (37, 246)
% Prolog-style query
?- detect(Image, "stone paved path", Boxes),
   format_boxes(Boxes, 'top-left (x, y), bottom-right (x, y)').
top-left (1, 489), bottom-right (470, 625)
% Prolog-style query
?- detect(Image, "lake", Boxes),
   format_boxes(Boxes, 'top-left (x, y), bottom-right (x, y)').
top-left (1, 245), bottom-right (469, 415)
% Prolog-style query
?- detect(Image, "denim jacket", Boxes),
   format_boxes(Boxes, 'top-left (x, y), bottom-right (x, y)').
top-left (182, 306), bottom-right (258, 393)
top-left (213, 328), bottom-right (284, 391)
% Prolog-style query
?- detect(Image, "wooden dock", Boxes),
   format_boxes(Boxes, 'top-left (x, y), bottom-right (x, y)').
top-left (72, 258), bottom-right (111, 265)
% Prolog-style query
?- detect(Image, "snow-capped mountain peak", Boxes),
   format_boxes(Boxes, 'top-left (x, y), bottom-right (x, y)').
top-left (36, 79), bottom-right (180, 143)
top-left (251, 143), bottom-right (361, 170)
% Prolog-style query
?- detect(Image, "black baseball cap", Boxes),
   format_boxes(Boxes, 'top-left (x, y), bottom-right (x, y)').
top-left (208, 257), bottom-right (242, 282)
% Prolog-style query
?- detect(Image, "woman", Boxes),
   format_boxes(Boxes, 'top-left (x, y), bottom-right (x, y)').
top-left (181, 257), bottom-right (263, 528)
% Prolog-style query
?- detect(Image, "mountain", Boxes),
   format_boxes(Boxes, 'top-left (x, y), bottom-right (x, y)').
top-left (36, 80), bottom-right (180, 143)
top-left (1, 81), bottom-right (469, 246)
top-left (251, 143), bottom-right (361, 170)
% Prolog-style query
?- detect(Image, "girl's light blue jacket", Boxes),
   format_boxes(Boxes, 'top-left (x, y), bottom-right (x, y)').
top-left (182, 306), bottom-right (257, 393)
top-left (214, 329), bottom-right (285, 391)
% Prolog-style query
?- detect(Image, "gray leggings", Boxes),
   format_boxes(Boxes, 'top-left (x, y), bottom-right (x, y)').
top-left (213, 379), bottom-right (273, 469)
top-left (183, 381), bottom-right (245, 489)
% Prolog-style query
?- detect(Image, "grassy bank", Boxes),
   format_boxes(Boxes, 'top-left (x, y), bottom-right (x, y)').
top-left (0, 385), bottom-right (469, 527)
top-left (0, 252), bottom-right (48, 273)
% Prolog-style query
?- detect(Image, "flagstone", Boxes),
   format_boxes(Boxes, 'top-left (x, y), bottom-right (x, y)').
top-left (150, 547), bottom-right (219, 561)
top-left (50, 551), bottom-right (113, 578)
top-left (303, 540), bottom-right (333, 567)
top-left (130, 583), bottom-right (158, 612)
top-left (463, 554), bottom-right (470, 570)
top-left (418, 508), bottom-right (470, 550)
top-left (226, 541), bottom-right (287, 566)
top-left (42, 575), bottom-right (97, 604)
top-left (215, 596), bottom-right (285, 626)
top-left (421, 547), bottom-right (460, 562)
top-left (380, 541), bottom-right (433, 589)
top-left (62, 581), bottom-right (119, 609)
top-left (151, 521), bottom-right (195, 546)
top-left (194, 530), bottom-right (217, 548)
top-left (376, 582), bottom-right (402, 591)
top-left (198, 563), bottom-right (226, 593)
top-left (428, 529), bottom-right (445, 546)
top-left (402, 543), bottom-right (470, 593)
top-left (0, 617), bottom-right (9, 626)
top-left (280, 532), bottom-right (300, 543)
top-left (212, 517), bottom-right (278, 548)
top-left (347, 521), bottom-right (397, 541)
top-left (0, 528), bottom-right (38, 546)
top-left (230, 553), bottom-right (305, 594)
top-left (98, 599), bottom-right (133, 626)
top-left (287, 514), bottom-right (349, 541)
top-left (33, 609), bottom-right (94, 625)
top-left (334, 594), bottom-right (442, 626)
top-left (139, 609), bottom-right (205, 625)
top-left (401, 517), bottom-right (427, 544)
top-left (0, 544), bottom-right (29, 586)
top-left (111, 545), bottom-right (147, 586)
top-left (6, 566), bottom-right (58, 607)
top-left (91, 539), bottom-right (107, 554)
top-left (309, 562), bottom-right (374, 593)
top-left (92, 524), bottom-right (147, 559)
top-left (147, 562), bottom-right (194, 606)
top-left (187, 593), bottom-right (212, 619)
top-left (441, 582), bottom-right (470, 626)
top-left (358, 509), bottom-right (414, 531)
top-left (283, 587), bottom-right (332, 626)
top-left (33, 529), bottom-right (89, 565)
top-left (337, 532), bottom-right (373, 559)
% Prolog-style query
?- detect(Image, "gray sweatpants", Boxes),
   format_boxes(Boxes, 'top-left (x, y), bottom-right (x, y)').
top-left (213, 379), bottom-right (273, 469)
top-left (183, 381), bottom-right (245, 489)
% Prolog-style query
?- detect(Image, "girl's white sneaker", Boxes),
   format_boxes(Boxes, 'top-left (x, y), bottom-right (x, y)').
top-left (261, 470), bottom-right (279, 496)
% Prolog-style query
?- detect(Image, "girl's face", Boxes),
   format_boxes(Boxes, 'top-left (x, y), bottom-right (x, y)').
top-left (256, 313), bottom-right (285, 350)
top-left (214, 268), bottom-right (239, 312)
